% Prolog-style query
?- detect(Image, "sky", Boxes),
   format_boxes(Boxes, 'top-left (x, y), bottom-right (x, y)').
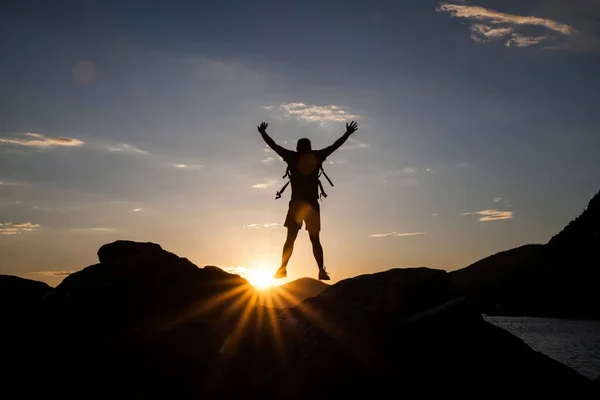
top-left (1, 0), bottom-right (599, 287)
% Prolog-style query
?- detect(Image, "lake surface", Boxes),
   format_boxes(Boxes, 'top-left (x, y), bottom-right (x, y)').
top-left (485, 316), bottom-right (600, 380)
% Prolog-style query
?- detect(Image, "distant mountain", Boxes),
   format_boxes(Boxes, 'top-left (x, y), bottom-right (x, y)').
top-left (263, 277), bottom-right (329, 308)
top-left (452, 190), bottom-right (600, 319)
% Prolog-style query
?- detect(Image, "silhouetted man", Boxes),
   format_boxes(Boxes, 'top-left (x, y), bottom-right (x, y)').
top-left (257, 121), bottom-right (359, 280)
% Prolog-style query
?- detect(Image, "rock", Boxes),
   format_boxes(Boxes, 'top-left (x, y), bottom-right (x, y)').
top-left (0, 274), bottom-right (52, 337)
top-left (15, 241), bottom-right (263, 399)
top-left (97, 240), bottom-right (165, 263)
top-left (0, 274), bottom-right (52, 305)
top-left (4, 242), bottom-right (593, 399)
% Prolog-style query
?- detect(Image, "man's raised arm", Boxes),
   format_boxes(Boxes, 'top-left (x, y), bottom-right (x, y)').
top-left (257, 122), bottom-right (292, 159)
top-left (320, 121), bottom-right (359, 159)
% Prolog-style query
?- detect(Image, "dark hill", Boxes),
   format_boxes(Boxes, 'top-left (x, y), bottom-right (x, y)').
top-left (451, 190), bottom-right (600, 319)
top-left (1, 241), bottom-right (594, 399)
top-left (0, 275), bottom-right (53, 346)
top-left (0, 274), bottom-right (52, 305)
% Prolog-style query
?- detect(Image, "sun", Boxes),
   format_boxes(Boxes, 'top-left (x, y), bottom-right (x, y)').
top-left (247, 268), bottom-right (275, 290)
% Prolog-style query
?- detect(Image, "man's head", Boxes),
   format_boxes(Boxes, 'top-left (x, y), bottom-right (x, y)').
top-left (296, 138), bottom-right (312, 153)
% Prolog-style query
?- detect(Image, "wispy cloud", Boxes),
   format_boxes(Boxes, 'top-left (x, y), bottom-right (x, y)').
top-left (0, 133), bottom-right (84, 148)
top-left (279, 103), bottom-right (360, 123)
top-left (437, 2), bottom-right (577, 48)
top-left (0, 200), bottom-right (23, 207)
top-left (105, 143), bottom-right (150, 155)
top-left (222, 266), bottom-right (252, 280)
top-left (243, 222), bottom-right (281, 229)
top-left (0, 222), bottom-right (41, 235)
top-left (132, 208), bottom-right (143, 212)
top-left (494, 197), bottom-right (502, 202)
top-left (28, 270), bottom-right (76, 277)
top-left (341, 137), bottom-right (370, 150)
top-left (263, 105), bottom-right (274, 110)
top-left (261, 157), bottom-right (275, 163)
top-left (70, 227), bottom-right (117, 232)
top-left (0, 180), bottom-right (27, 187)
top-left (171, 163), bottom-right (203, 170)
top-left (369, 231), bottom-right (426, 238)
top-left (401, 167), bottom-right (418, 174)
top-left (251, 180), bottom-right (277, 189)
top-left (457, 162), bottom-right (472, 168)
top-left (223, 266), bottom-right (249, 274)
top-left (462, 209), bottom-right (514, 222)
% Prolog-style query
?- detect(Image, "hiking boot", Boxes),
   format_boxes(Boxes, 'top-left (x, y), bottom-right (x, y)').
top-left (273, 266), bottom-right (287, 279)
top-left (318, 267), bottom-right (330, 281)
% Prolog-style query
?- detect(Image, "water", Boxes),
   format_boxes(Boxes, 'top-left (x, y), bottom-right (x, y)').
top-left (484, 316), bottom-right (600, 380)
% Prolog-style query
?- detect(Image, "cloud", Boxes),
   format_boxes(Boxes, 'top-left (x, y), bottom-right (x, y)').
top-left (494, 197), bottom-right (502, 202)
top-left (457, 162), bottom-right (472, 168)
top-left (105, 143), bottom-right (150, 155)
top-left (0, 222), bottom-right (40, 235)
top-left (0, 133), bottom-right (84, 148)
top-left (171, 163), bottom-right (203, 170)
top-left (506, 34), bottom-right (552, 48)
top-left (261, 157), bottom-right (275, 163)
top-left (222, 266), bottom-right (251, 280)
top-left (223, 266), bottom-right (249, 274)
top-left (251, 180), bottom-right (277, 189)
top-left (263, 105), bottom-right (274, 110)
top-left (462, 209), bottom-right (514, 222)
top-left (437, 2), bottom-right (577, 48)
top-left (369, 232), bottom-right (426, 238)
top-left (243, 222), bottom-right (280, 229)
top-left (341, 137), bottom-right (370, 150)
top-left (70, 227), bottom-right (117, 232)
top-left (0, 180), bottom-right (27, 187)
top-left (0, 200), bottom-right (23, 207)
top-left (28, 270), bottom-right (76, 277)
top-left (132, 208), bottom-right (143, 212)
top-left (279, 103), bottom-right (360, 123)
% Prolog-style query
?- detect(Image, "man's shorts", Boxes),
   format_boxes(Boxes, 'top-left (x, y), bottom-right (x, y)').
top-left (284, 200), bottom-right (321, 233)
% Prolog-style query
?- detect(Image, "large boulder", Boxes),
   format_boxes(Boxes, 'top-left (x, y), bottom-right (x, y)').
top-left (97, 240), bottom-right (164, 263)
top-left (0, 275), bottom-right (52, 342)
top-left (0, 274), bottom-right (52, 306)
top-left (12, 241), bottom-right (263, 399)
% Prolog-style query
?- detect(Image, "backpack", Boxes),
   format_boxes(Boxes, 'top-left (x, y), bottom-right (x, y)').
top-left (275, 164), bottom-right (334, 200)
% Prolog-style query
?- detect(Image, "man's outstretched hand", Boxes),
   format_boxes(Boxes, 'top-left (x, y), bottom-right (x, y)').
top-left (345, 121), bottom-right (358, 135)
top-left (258, 122), bottom-right (268, 134)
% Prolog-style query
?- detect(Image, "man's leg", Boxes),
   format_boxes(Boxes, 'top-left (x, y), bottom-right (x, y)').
top-left (275, 227), bottom-right (299, 278)
top-left (309, 231), bottom-right (330, 280)
top-left (282, 227), bottom-right (300, 269)
top-left (309, 232), bottom-right (324, 270)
